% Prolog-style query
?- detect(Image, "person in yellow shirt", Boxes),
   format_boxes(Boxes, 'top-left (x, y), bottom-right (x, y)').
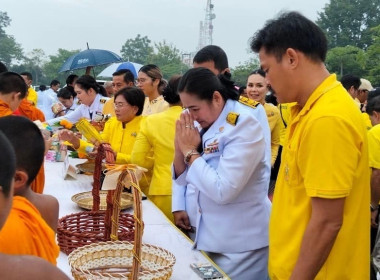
top-left (102, 69), bottom-right (135, 117)
top-left (20, 72), bottom-right (38, 106)
top-left (366, 89), bottom-right (380, 278)
top-left (251, 11), bottom-right (370, 279)
top-left (59, 87), bottom-right (151, 189)
top-left (137, 64), bottom-right (169, 115)
top-left (131, 76), bottom-right (182, 222)
top-left (246, 69), bottom-right (281, 168)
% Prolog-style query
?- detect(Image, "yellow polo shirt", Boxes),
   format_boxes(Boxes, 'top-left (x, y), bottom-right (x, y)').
top-left (369, 124), bottom-right (380, 169)
top-left (269, 74), bottom-right (370, 279)
top-left (362, 112), bottom-right (372, 131)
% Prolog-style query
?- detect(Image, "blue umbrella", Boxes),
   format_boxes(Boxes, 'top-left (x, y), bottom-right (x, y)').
top-left (97, 62), bottom-right (143, 79)
top-left (58, 49), bottom-right (122, 73)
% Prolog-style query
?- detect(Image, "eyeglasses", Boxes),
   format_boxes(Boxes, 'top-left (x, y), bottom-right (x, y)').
top-left (114, 102), bottom-right (129, 108)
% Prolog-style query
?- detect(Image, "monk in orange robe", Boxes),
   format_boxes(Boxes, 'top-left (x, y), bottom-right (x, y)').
top-left (13, 98), bottom-right (46, 193)
top-left (0, 196), bottom-right (59, 264)
top-left (0, 125), bottom-right (69, 280)
top-left (0, 72), bottom-right (27, 116)
top-left (0, 116), bottom-right (60, 265)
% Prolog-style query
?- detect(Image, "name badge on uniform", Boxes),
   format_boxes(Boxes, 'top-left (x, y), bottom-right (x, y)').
top-left (204, 139), bottom-right (219, 154)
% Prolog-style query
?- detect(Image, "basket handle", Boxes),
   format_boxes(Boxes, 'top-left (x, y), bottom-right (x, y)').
top-left (104, 166), bottom-right (144, 280)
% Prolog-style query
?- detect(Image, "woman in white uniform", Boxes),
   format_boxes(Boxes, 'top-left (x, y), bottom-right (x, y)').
top-left (47, 75), bottom-right (109, 125)
top-left (173, 68), bottom-right (271, 279)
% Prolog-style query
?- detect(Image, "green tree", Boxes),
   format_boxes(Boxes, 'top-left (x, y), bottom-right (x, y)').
top-left (365, 25), bottom-right (380, 85)
top-left (0, 11), bottom-right (23, 66)
top-left (325, 46), bottom-right (366, 78)
top-left (120, 34), bottom-right (153, 64)
top-left (148, 40), bottom-right (189, 79)
top-left (231, 58), bottom-right (260, 86)
top-left (317, 0), bottom-right (380, 49)
top-left (42, 48), bottom-right (82, 85)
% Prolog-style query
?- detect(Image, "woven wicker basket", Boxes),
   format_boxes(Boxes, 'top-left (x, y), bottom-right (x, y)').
top-left (68, 162), bottom-right (176, 280)
top-left (57, 144), bottom-right (135, 255)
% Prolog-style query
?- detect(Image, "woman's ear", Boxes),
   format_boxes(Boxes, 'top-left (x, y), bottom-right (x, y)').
top-left (213, 91), bottom-right (223, 105)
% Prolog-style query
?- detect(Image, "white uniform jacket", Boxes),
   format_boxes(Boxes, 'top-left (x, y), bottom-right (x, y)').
top-left (47, 94), bottom-right (109, 125)
top-left (172, 99), bottom-right (271, 253)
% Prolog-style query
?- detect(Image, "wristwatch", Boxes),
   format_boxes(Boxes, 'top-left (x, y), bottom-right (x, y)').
top-left (184, 149), bottom-right (199, 164)
top-left (371, 204), bottom-right (379, 212)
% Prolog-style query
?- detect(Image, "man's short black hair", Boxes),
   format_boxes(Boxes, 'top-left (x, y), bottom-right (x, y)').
top-left (20, 71), bottom-right (33, 81)
top-left (0, 116), bottom-right (45, 186)
top-left (50, 79), bottom-right (60, 87)
top-left (113, 69), bottom-right (135, 84)
top-left (250, 11), bottom-right (328, 62)
top-left (340, 74), bottom-right (361, 91)
top-left (66, 74), bottom-right (78, 85)
top-left (193, 45), bottom-right (229, 72)
top-left (0, 131), bottom-right (16, 197)
top-left (0, 72), bottom-right (28, 98)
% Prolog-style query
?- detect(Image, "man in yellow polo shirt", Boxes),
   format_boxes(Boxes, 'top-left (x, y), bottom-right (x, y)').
top-left (251, 11), bottom-right (370, 279)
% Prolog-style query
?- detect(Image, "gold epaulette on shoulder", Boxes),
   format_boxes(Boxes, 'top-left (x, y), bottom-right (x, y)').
top-left (226, 112), bottom-right (240, 126)
top-left (100, 98), bottom-right (107, 104)
top-left (239, 96), bottom-right (260, 109)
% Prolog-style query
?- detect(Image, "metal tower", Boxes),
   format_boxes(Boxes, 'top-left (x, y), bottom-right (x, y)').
top-left (198, 0), bottom-right (216, 50)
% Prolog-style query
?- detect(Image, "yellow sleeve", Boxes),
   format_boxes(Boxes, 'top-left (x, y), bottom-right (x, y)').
top-left (270, 116), bottom-right (281, 166)
top-left (77, 139), bottom-right (94, 154)
top-left (299, 117), bottom-right (363, 198)
top-left (131, 119), bottom-right (154, 169)
top-left (368, 127), bottom-right (380, 169)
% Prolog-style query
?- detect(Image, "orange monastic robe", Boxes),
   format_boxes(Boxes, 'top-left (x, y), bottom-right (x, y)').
top-left (14, 99), bottom-right (46, 193)
top-left (16, 99), bottom-right (45, 121)
top-left (0, 196), bottom-right (59, 264)
top-left (0, 99), bottom-right (13, 117)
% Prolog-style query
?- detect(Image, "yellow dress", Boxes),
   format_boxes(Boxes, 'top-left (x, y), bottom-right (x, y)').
top-left (131, 106), bottom-right (182, 221)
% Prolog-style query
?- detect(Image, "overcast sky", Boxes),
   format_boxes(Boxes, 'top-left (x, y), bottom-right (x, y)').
top-left (2, 0), bottom-right (330, 68)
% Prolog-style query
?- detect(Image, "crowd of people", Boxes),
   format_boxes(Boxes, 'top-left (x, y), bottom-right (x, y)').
top-left (0, 10), bottom-right (379, 280)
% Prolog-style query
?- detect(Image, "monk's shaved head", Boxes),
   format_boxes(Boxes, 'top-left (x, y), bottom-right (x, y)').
top-left (0, 116), bottom-right (44, 185)
top-left (0, 131), bottom-right (16, 197)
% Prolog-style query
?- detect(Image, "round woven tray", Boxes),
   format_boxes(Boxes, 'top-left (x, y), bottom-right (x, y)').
top-left (68, 241), bottom-right (176, 280)
top-left (72, 191), bottom-right (133, 211)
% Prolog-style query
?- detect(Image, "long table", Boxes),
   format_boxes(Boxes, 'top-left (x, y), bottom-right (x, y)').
top-left (44, 158), bottom-right (229, 280)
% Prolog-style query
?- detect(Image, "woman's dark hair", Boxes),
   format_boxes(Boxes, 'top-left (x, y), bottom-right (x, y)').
top-left (0, 131), bottom-right (16, 197)
top-left (139, 64), bottom-right (166, 94)
top-left (75, 75), bottom-right (107, 97)
top-left (366, 88), bottom-right (380, 115)
top-left (162, 75), bottom-right (181, 105)
top-left (57, 87), bottom-right (74, 100)
top-left (114, 87), bottom-right (145, 116)
top-left (178, 67), bottom-right (239, 102)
